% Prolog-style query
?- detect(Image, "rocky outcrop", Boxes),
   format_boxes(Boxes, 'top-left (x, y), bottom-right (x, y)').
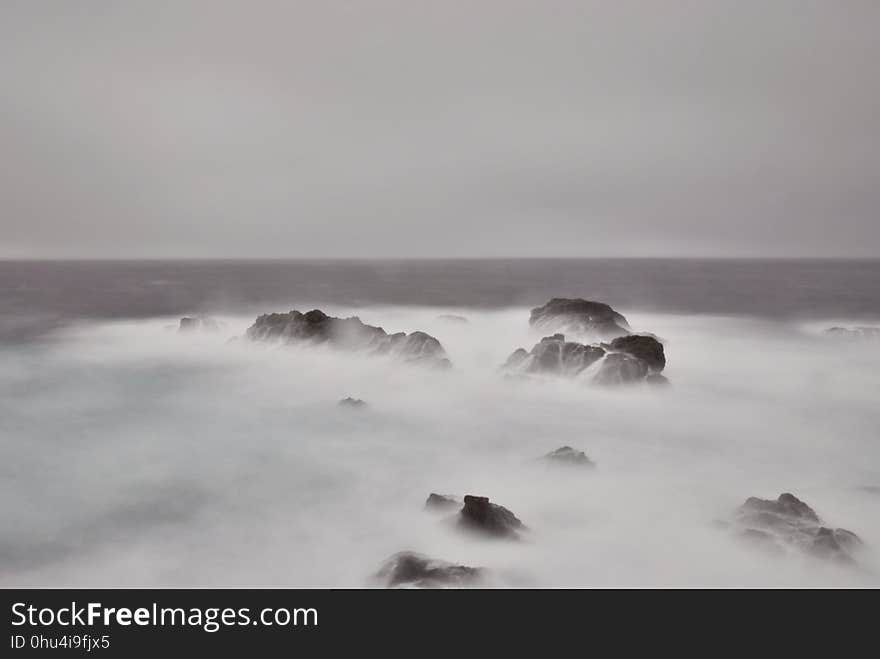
top-left (425, 493), bottom-right (459, 511)
top-left (245, 309), bottom-right (451, 367)
top-left (530, 298), bottom-right (630, 339)
top-left (731, 493), bottom-right (862, 564)
top-left (458, 495), bottom-right (524, 539)
top-left (503, 332), bottom-right (666, 385)
top-left (375, 551), bottom-right (485, 588)
top-left (338, 397), bottom-right (367, 409)
top-left (544, 446), bottom-right (595, 467)
top-left (178, 316), bottom-right (221, 332)
top-left (825, 326), bottom-right (880, 341)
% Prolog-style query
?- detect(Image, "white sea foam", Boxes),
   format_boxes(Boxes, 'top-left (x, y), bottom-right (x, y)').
top-left (1, 307), bottom-right (878, 586)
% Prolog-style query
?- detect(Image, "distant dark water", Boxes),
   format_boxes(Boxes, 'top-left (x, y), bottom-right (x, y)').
top-left (1, 259), bottom-right (878, 341)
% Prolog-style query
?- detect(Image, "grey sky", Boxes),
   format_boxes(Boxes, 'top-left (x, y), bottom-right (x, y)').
top-left (1, 1), bottom-right (878, 258)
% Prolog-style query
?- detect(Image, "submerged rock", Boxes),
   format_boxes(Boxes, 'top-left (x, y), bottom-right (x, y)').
top-left (530, 298), bottom-right (630, 339)
top-left (178, 316), bottom-right (221, 332)
top-left (503, 332), bottom-right (665, 385)
top-left (425, 493), bottom-right (459, 511)
top-left (375, 551), bottom-right (485, 588)
top-left (730, 493), bottom-right (862, 564)
top-left (338, 397), bottom-right (367, 409)
top-left (458, 495), bottom-right (524, 539)
top-left (825, 326), bottom-right (880, 340)
top-left (436, 314), bottom-right (468, 324)
top-left (245, 309), bottom-right (451, 367)
top-left (544, 446), bottom-right (595, 467)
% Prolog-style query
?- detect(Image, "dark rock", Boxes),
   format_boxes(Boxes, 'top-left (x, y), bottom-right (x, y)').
top-left (740, 492), bottom-right (819, 523)
top-left (338, 397), bottom-right (367, 409)
top-left (608, 335), bottom-right (666, 372)
top-left (730, 493), bottom-right (863, 564)
top-left (458, 495), bottom-right (524, 539)
top-left (503, 334), bottom-right (606, 377)
top-left (504, 331), bottom-right (665, 385)
top-left (179, 316), bottom-right (221, 332)
top-left (530, 298), bottom-right (630, 339)
top-left (425, 493), bottom-right (459, 511)
top-left (375, 551), bottom-right (484, 588)
top-left (544, 446), bottom-right (595, 467)
top-left (245, 309), bottom-right (450, 367)
top-left (646, 374), bottom-right (670, 386)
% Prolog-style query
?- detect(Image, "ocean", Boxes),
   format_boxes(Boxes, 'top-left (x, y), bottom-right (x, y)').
top-left (1, 258), bottom-right (878, 586)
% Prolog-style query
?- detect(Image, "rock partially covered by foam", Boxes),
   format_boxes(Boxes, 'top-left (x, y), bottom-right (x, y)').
top-left (730, 493), bottom-right (863, 564)
top-left (503, 332), bottom-right (666, 385)
top-left (178, 316), bottom-right (221, 332)
top-left (245, 309), bottom-right (451, 367)
top-left (530, 298), bottom-right (630, 339)
top-left (425, 493), bottom-right (459, 511)
top-left (544, 446), bottom-right (595, 467)
top-left (607, 334), bottom-right (666, 372)
top-left (458, 495), bottom-right (524, 539)
top-left (505, 334), bottom-right (606, 377)
top-left (338, 397), bottom-right (367, 409)
top-left (375, 551), bottom-right (485, 588)
top-left (825, 326), bottom-right (880, 341)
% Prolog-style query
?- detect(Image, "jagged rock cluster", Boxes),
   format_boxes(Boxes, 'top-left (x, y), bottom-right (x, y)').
top-left (504, 298), bottom-right (668, 385)
top-left (504, 332), bottom-right (667, 385)
top-left (729, 493), bottom-right (862, 563)
top-left (244, 309), bottom-right (451, 368)
top-left (374, 551), bottom-right (485, 588)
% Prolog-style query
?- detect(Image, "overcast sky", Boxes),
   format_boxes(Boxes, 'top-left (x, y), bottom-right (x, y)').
top-left (1, 1), bottom-right (878, 258)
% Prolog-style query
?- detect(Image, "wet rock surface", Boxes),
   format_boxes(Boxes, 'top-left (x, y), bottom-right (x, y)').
top-left (245, 309), bottom-right (451, 367)
top-left (375, 551), bottom-right (485, 588)
top-left (530, 298), bottom-right (630, 339)
top-left (338, 397), bottom-right (367, 408)
top-left (503, 332), bottom-right (666, 385)
top-left (458, 495), bottom-right (524, 539)
top-left (608, 335), bottom-right (666, 372)
top-left (731, 493), bottom-right (863, 564)
top-left (544, 446), bottom-right (594, 467)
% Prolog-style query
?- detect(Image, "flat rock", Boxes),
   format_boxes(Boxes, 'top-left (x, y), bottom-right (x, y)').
top-left (544, 446), bottom-right (595, 467)
top-left (436, 314), bottom-right (468, 324)
top-left (178, 316), bottom-right (221, 332)
top-left (825, 326), bottom-right (880, 340)
top-left (375, 551), bottom-right (485, 588)
top-left (338, 397), bottom-right (367, 409)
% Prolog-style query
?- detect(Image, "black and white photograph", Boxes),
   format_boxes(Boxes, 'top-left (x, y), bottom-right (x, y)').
top-left (1, 1), bottom-right (878, 637)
